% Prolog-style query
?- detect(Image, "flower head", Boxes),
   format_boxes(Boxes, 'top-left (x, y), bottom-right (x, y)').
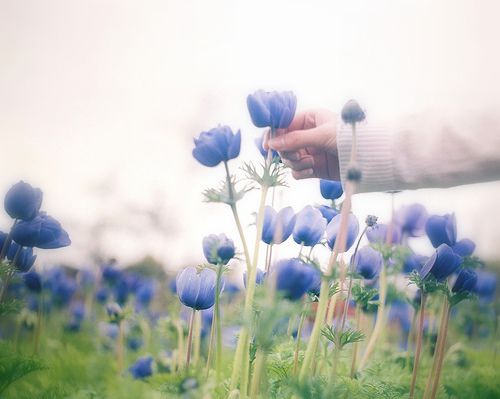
top-left (4, 181), bottom-right (43, 221)
top-left (203, 233), bottom-right (235, 265)
top-left (425, 213), bottom-right (457, 248)
top-left (293, 206), bottom-right (326, 247)
top-left (247, 90), bottom-right (297, 129)
top-left (341, 99), bottom-right (365, 124)
top-left (452, 239), bottom-right (476, 257)
top-left (1, 233), bottom-right (37, 272)
top-left (262, 206), bottom-right (296, 245)
top-left (176, 267), bottom-right (221, 310)
top-left (452, 268), bottom-right (477, 293)
top-left (419, 244), bottom-right (462, 281)
top-left (192, 125), bottom-right (241, 167)
top-left (255, 131), bottom-right (279, 159)
top-left (316, 205), bottom-right (338, 223)
top-left (274, 258), bottom-right (317, 301)
top-left (366, 223), bottom-right (402, 245)
top-left (326, 213), bottom-right (359, 252)
top-left (402, 252), bottom-right (427, 274)
top-left (23, 271), bottom-right (42, 293)
top-left (319, 179), bottom-right (343, 200)
top-left (11, 212), bottom-right (71, 249)
top-left (354, 246), bottom-right (383, 280)
top-left (395, 203), bottom-right (428, 237)
top-left (473, 270), bottom-right (496, 302)
top-left (129, 356), bottom-right (154, 379)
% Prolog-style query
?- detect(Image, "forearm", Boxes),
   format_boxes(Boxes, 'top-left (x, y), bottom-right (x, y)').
top-left (337, 108), bottom-right (500, 192)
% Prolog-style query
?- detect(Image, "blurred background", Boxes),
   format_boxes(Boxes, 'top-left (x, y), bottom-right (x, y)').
top-left (1, 0), bottom-right (499, 273)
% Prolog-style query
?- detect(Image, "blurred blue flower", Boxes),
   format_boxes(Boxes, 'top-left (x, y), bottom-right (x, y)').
top-left (101, 263), bottom-right (122, 285)
top-left (127, 336), bottom-right (144, 351)
top-left (354, 246), bottom-right (383, 280)
top-left (307, 268), bottom-right (322, 296)
top-left (473, 270), bottom-right (496, 302)
top-left (11, 212), bottom-right (71, 249)
top-left (176, 267), bottom-right (221, 310)
top-left (341, 100), bottom-right (365, 124)
top-left (326, 213), bottom-right (359, 252)
top-left (114, 277), bottom-right (130, 306)
top-left (293, 206), bottom-right (326, 247)
top-left (203, 233), bottom-right (235, 265)
top-left (99, 322), bottom-right (119, 340)
top-left (47, 272), bottom-right (77, 307)
top-left (388, 300), bottom-right (412, 348)
top-left (262, 206), bottom-right (296, 245)
top-left (452, 268), bottom-right (477, 293)
top-left (319, 180), bottom-right (343, 200)
top-left (452, 239), bottom-right (476, 257)
top-left (7, 242), bottom-right (36, 272)
top-left (425, 213), bottom-right (457, 248)
top-left (247, 90), bottom-right (297, 129)
top-left (419, 244), bottom-right (462, 281)
top-left (71, 301), bottom-right (86, 323)
top-left (136, 279), bottom-right (156, 308)
top-left (395, 203), bottom-right (428, 237)
top-left (106, 302), bottom-right (123, 322)
top-left (243, 268), bottom-right (265, 288)
top-left (366, 223), bottom-right (402, 245)
top-left (129, 356), bottom-right (153, 379)
top-left (402, 252), bottom-right (427, 274)
top-left (255, 131), bottom-right (279, 159)
top-left (316, 205), bottom-right (338, 223)
top-left (77, 269), bottom-right (96, 289)
top-left (23, 271), bottom-right (42, 293)
top-left (192, 125), bottom-right (241, 167)
top-left (95, 287), bottom-right (109, 304)
top-left (4, 181), bottom-right (43, 221)
top-left (168, 278), bottom-right (177, 294)
top-left (274, 258), bottom-right (317, 301)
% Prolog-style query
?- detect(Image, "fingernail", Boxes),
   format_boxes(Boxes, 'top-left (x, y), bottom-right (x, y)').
top-left (268, 136), bottom-right (284, 150)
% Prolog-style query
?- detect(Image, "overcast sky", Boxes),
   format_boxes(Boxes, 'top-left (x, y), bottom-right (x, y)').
top-left (1, 0), bottom-right (499, 274)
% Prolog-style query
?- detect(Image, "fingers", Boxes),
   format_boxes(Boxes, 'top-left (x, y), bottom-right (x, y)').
top-left (268, 124), bottom-right (333, 152)
top-left (283, 156), bottom-right (314, 171)
top-left (291, 169), bottom-right (315, 179)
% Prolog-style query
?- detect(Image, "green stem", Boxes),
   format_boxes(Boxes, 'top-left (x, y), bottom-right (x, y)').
top-left (293, 305), bottom-right (307, 375)
top-left (193, 310), bottom-right (201, 368)
top-left (249, 349), bottom-right (266, 398)
top-left (186, 308), bottom-right (196, 369)
top-left (350, 304), bottom-right (362, 377)
top-left (409, 293), bottom-right (427, 399)
top-left (117, 320), bottom-right (124, 374)
top-left (205, 309), bottom-right (216, 377)
top-left (405, 312), bottom-right (417, 371)
top-left (429, 300), bottom-right (451, 399)
top-left (33, 292), bottom-right (43, 355)
top-left (175, 319), bottom-right (185, 373)
top-left (215, 266), bottom-right (223, 382)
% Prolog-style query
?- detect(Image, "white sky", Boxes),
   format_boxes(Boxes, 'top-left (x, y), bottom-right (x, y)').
top-left (1, 0), bottom-right (499, 274)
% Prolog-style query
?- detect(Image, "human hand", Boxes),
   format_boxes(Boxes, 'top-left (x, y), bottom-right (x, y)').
top-left (264, 109), bottom-right (339, 180)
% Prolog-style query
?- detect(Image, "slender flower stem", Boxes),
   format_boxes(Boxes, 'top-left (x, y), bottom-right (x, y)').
top-left (409, 292), bottom-right (427, 399)
top-left (405, 312), bottom-right (417, 370)
top-left (206, 311), bottom-right (216, 376)
top-left (175, 319), bottom-right (185, 373)
top-left (249, 349), bottom-right (266, 398)
top-left (293, 305), bottom-right (307, 375)
top-left (429, 300), bottom-right (451, 399)
top-left (214, 265), bottom-right (224, 382)
top-left (186, 308), bottom-right (196, 369)
top-left (350, 304), bottom-right (362, 377)
top-left (33, 292), bottom-right (43, 355)
top-left (117, 320), bottom-right (125, 374)
top-left (193, 310), bottom-right (201, 368)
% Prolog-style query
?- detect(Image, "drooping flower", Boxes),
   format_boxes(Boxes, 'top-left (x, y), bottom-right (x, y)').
top-left (293, 206), bottom-right (326, 247)
top-left (274, 258), bottom-right (317, 301)
top-left (255, 131), bottom-right (279, 159)
top-left (247, 90), bottom-right (297, 129)
top-left (262, 206), bottom-right (296, 245)
top-left (473, 271), bottom-right (496, 302)
top-left (319, 179), bottom-right (343, 200)
top-left (419, 244), bottom-right (463, 281)
top-left (23, 271), bottom-right (42, 293)
top-left (402, 252), bottom-right (427, 274)
top-left (395, 203), bottom-right (428, 237)
top-left (176, 267), bottom-right (221, 310)
top-left (192, 125), bottom-right (241, 167)
top-left (11, 212), bottom-right (71, 249)
top-left (452, 239), bottom-right (476, 257)
top-left (341, 99), bottom-right (366, 124)
top-left (326, 213), bottom-right (359, 251)
top-left (243, 268), bottom-right (265, 288)
top-left (366, 223), bottom-right (402, 245)
top-left (452, 268), bottom-right (478, 293)
top-left (202, 233), bottom-right (236, 265)
top-left (316, 205), bottom-right (338, 223)
top-left (129, 356), bottom-right (154, 379)
top-left (4, 181), bottom-right (43, 221)
top-left (425, 214), bottom-right (457, 248)
top-left (354, 246), bottom-right (383, 280)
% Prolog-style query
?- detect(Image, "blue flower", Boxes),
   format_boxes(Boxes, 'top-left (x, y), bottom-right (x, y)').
top-left (127, 336), bottom-right (144, 351)
top-left (354, 246), bottom-right (383, 280)
top-left (402, 252), bottom-right (427, 274)
top-left (425, 214), bottom-right (457, 248)
top-left (136, 280), bottom-right (156, 308)
top-left (326, 213), bottom-right (359, 252)
top-left (176, 267), bottom-right (221, 310)
top-left (192, 125), bottom-right (241, 167)
top-left (274, 258), bottom-right (317, 301)
top-left (101, 263), bottom-right (122, 285)
top-left (395, 203), bottom-right (428, 237)
top-left (452, 268), bottom-right (477, 293)
top-left (11, 212), bottom-right (71, 249)
top-left (129, 356), bottom-right (153, 379)
top-left (319, 180), bottom-right (343, 200)
top-left (293, 206), bottom-right (326, 247)
top-left (262, 206), bottom-right (296, 245)
top-left (316, 205), bottom-right (338, 223)
top-left (473, 271), bottom-right (496, 302)
top-left (4, 181), bottom-right (43, 221)
top-left (71, 301), bottom-right (86, 323)
top-left (6, 241), bottom-right (36, 272)
top-left (243, 269), bottom-right (265, 288)
top-left (452, 239), bottom-right (475, 257)
top-left (255, 131), bottom-right (279, 159)
top-left (366, 223), bottom-right (402, 245)
top-left (95, 287), bottom-right (109, 303)
top-left (23, 271), bottom-right (42, 293)
top-left (419, 244), bottom-right (462, 281)
top-left (247, 90), bottom-right (297, 129)
top-left (202, 233), bottom-right (235, 265)
top-left (341, 100), bottom-right (366, 124)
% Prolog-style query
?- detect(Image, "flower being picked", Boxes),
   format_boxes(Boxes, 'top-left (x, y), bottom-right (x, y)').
top-left (262, 206), bottom-right (296, 245)
top-left (192, 125), bottom-right (241, 167)
top-left (176, 267), bottom-right (221, 310)
top-left (247, 90), bottom-right (297, 129)
top-left (4, 181), bottom-right (43, 221)
top-left (203, 233), bottom-right (235, 265)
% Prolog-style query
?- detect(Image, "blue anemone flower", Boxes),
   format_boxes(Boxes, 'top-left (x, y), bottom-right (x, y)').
top-left (262, 206), bottom-right (296, 245)
top-left (274, 258), bottom-right (317, 301)
top-left (5, 241), bottom-right (36, 272)
top-left (326, 213), bottom-right (359, 252)
top-left (395, 203), bottom-right (428, 237)
top-left (176, 267), bottom-right (221, 310)
top-left (425, 214), bottom-right (457, 248)
top-left (192, 125), bottom-right (241, 167)
top-left (255, 131), bottom-right (279, 159)
top-left (419, 244), bottom-right (462, 281)
top-left (452, 268), bottom-right (478, 293)
top-left (354, 246), bottom-right (383, 280)
top-left (23, 271), bottom-right (42, 293)
top-left (129, 356), bottom-right (153, 379)
top-left (366, 223), bottom-right (402, 245)
top-left (452, 239), bottom-right (476, 257)
top-left (293, 206), bottom-right (326, 247)
top-left (11, 212), bottom-right (70, 249)
top-left (316, 205), bottom-right (338, 223)
top-left (247, 90), bottom-right (297, 129)
top-left (402, 252), bottom-right (427, 274)
top-left (202, 233), bottom-right (235, 265)
top-left (4, 181), bottom-right (43, 221)
top-left (319, 180), bottom-right (343, 200)
top-left (473, 271), bottom-right (496, 302)
top-left (243, 269), bottom-right (265, 288)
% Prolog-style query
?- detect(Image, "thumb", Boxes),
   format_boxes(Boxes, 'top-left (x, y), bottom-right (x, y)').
top-left (267, 125), bottom-right (333, 152)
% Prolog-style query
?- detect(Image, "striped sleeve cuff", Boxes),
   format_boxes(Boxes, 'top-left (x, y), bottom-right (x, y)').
top-left (337, 123), bottom-right (395, 193)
